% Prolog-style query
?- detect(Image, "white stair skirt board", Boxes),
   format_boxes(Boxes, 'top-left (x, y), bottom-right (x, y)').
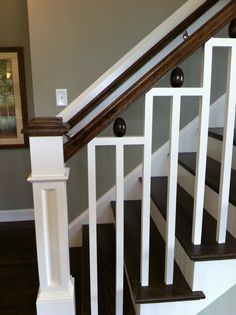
top-left (208, 136), bottom-right (236, 170)
top-left (149, 200), bottom-right (236, 315)
top-left (69, 93), bottom-right (225, 246)
top-left (178, 165), bottom-right (236, 238)
top-left (0, 209), bottom-right (34, 222)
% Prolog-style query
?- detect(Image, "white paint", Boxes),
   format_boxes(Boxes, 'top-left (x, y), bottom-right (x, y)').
top-left (216, 41), bottom-right (236, 243)
top-left (28, 135), bottom-right (75, 315)
top-left (165, 95), bottom-right (181, 284)
top-left (87, 142), bottom-right (99, 315)
top-left (0, 209), bottom-right (34, 222)
top-left (115, 144), bottom-right (124, 315)
top-left (140, 92), bottom-right (153, 286)
top-left (192, 41), bottom-right (212, 245)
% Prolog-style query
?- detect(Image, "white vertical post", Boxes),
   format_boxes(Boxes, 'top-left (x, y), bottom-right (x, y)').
top-left (140, 92), bottom-right (153, 286)
top-left (217, 45), bottom-right (236, 243)
top-left (192, 43), bottom-right (212, 245)
top-left (27, 125), bottom-right (75, 315)
top-left (88, 141), bottom-right (99, 315)
top-left (116, 144), bottom-right (124, 315)
top-left (165, 95), bottom-right (181, 285)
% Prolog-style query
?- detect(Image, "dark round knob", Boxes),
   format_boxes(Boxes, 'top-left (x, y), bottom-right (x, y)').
top-left (170, 67), bottom-right (184, 87)
top-left (113, 117), bottom-right (126, 137)
top-left (229, 19), bottom-right (236, 38)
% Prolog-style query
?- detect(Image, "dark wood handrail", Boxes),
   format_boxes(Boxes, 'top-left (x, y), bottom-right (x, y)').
top-left (64, 1), bottom-right (236, 161)
top-left (68, 0), bottom-right (219, 129)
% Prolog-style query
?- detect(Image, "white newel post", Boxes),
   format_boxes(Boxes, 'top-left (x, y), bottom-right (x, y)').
top-left (23, 118), bottom-right (75, 315)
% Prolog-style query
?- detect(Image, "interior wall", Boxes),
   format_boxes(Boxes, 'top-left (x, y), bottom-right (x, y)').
top-left (0, 0), bottom-right (34, 210)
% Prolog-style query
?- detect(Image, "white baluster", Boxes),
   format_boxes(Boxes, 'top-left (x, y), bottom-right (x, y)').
top-left (88, 141), bottom-right (99, 315)
top-left (216, 40), bottom-right (236, 243)
top-left (140, 92), bottom-right (153, 286)
top-left (192, 42), bottom-right (212, 245)
top-left (165, 95), bottom-right (181, 284)
top-left (116, 144), bottom-right (124, 315)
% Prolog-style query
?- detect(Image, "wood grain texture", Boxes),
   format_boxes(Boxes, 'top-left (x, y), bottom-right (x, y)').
top-left (22, 117), bottom-right (70, 136)
top-left (111, 201), bottom-right (205, 303)
top-left (68, 0), bottom-right (219, 129)
top-left (151, 177), bottom-right (236, 261)
top-left (64, 2), bottom-right (236, 161)
top-left (178, 152), bottom-right (236, 207)
top-left (82, 224), bottom-right (135, 315)
top-left (209, 128), bottom-right (236, 146)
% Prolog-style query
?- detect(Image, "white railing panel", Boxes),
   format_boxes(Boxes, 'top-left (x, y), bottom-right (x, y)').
top-left (140, 92), bottom-right (154, 286)
top-left (165, 95), bottom-right (181, 284)
top-left (87, 142), bottom-right (99, 315)
top-left (191, 42), bottom-right (212, 245)
top-left (115, 144), bottom-right (125, 315)
top-left (217, 42), bottom-right (236, 243)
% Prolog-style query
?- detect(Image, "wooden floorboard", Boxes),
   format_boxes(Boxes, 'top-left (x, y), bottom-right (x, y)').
top-left (178, 152), bottom-right (236, 207)
top-left (151, 177), bottom-right (236, 261)
top-left (111, 201), bottom-right (204, 304)
top-left (0, 221), bottom-right (38, 315)
top-left (209, 128), bottom-right (236, 146)
top-left (82, 223), bottom-right (135, 315)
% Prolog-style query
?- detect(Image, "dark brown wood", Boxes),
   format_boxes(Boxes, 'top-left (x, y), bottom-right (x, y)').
top-left (64, 1), bottom-right (236, 161)
top-left (209, 127), bottom-right (236, 146)
top-left (178, 152), bottom-right (236, 207)
top-left (68, 0), bottom-right (219, 129)
top-left (82, 224), bottom-right (135, 315)
top-left (111, 200), bottom-right (205, 303)
top-left (22, 117), bottom-right (70, 136)
top-left (151, 176), bottom-right (236, 261)
top-left (0, 221), bottom-right (38, 315)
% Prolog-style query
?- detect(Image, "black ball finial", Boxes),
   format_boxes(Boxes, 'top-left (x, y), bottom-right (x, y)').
top-left (229, 19), bottom-right (236, 38)
top-left (113, 117), bottom-right (126, 137)
top-left (170, 67), bottom-right (184, 87)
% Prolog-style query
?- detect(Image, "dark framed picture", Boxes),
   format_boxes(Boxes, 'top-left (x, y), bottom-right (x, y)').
top-left (0, 47), bottom-right (28, 147)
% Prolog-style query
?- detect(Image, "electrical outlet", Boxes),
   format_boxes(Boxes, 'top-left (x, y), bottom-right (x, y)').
top-left (56, 89), bottom-right (68, 106)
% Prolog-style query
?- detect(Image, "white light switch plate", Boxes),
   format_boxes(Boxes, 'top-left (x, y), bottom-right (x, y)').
top-left (56, 89), bottom-right (68, 106)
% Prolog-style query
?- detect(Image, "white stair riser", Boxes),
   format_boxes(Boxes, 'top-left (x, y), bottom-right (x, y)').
top-left (178, 165), bottom-right (236, 238)
top-left (150, 200), bottom-right (236, 315)
top-left (208, 136), bottom-right (236, 170)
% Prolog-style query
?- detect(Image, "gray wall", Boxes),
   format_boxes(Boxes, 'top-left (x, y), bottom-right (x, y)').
top-left (27, 0), bottom-right (188, 220)
top-left (0, 0), bottom-right (34, 210)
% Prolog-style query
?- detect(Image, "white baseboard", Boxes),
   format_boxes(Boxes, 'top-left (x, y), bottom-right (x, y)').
top-left (0, 209), bottom-right (34, 222)
top-left (68, 93), bottom-right (225, 247)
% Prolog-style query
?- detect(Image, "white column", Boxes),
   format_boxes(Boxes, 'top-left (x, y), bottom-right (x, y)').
top-left (28, 136), bottom-right (75, 315)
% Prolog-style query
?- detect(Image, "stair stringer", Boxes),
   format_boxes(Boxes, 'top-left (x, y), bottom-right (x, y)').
top-left (178, 164), bottom-right (236, 238)
top-left (149, 200), bottom-right (236, 315)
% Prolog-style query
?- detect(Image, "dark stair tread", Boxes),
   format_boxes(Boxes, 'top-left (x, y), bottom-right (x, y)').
top-left (151, 177), bottom-right (236, 261)
top-left (70, 247), bottom-right (82, 315)
top-left (209, 128), bottom-right (236, 146)
top-left (111, 201), bottom-right (204, 304)
top-left (178, 152), bottom-right (236, 207)
top-left (82, 223), bottom-right (135, 315)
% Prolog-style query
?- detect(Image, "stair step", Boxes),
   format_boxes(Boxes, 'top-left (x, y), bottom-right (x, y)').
top-left (111, 200), bottom-right (204, 304)
top-left (178, 152), bottom-right (236, 207)
top-left (209, 128), bottom-right (236, 146)
top-left (82, 224), bottom-right (135, 315)
top-left (151, 177), bottom-right (236, 261)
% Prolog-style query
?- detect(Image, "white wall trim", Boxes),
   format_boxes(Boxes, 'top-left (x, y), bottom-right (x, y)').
top-left (0, 209), bottom-right (34, 222)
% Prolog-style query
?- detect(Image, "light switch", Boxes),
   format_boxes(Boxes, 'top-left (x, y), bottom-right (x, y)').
top-left (56, 89), bottom-right (68, 106)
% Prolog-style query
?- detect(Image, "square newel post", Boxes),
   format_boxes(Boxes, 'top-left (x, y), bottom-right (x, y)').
top-left (23, 118), bottom-right (75, 315)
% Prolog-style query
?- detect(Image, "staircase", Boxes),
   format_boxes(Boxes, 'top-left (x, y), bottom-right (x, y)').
top-left (18, 1), bottom-right (236, 315)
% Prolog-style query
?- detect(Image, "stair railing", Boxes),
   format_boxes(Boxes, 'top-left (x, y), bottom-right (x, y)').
top-left (22, 1), bottom-right (236, 315)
